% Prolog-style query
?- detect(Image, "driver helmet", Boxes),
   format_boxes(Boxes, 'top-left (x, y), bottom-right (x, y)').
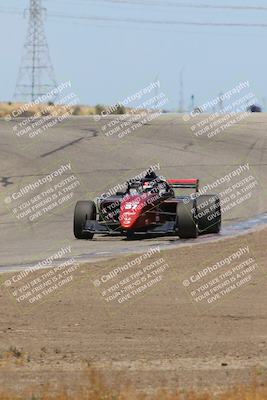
top-left (143, 181), bottom-right (154, 192)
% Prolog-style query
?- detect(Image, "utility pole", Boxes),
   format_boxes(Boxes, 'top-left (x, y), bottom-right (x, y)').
top-left (154, 74), bottom-right (159, 109)
top-left (14, 0), bottom-right (57, 102)
top-left (219, 91), bottom-right (224, 113)
top-left (179, 68), bottom-right (184, 113)
top-left (190, 94), bottom-right (195, 111)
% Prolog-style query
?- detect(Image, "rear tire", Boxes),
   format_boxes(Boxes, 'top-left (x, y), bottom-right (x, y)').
top-left (73, 200), bottom-right (96, 239)
top-left (196, 195), bottom-right (221, 234)
top-left (176, 199), bottom-right (198, 239)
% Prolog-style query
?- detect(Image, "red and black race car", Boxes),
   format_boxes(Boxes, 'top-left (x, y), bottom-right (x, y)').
top-left (73, 172), bottom-right (221, 240)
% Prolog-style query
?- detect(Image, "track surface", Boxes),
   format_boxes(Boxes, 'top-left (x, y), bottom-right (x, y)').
top-left (0, 113), bottom-right (267, 393)
top-left (0, 114), bottom-right (267, 270)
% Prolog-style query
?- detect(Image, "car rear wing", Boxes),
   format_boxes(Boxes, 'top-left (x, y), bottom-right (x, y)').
top-left (167, 179), bottom-right (199, 192)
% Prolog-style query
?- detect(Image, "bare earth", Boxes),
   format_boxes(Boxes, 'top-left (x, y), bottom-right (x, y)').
top-left (0, 227), bottom-right (266, 394)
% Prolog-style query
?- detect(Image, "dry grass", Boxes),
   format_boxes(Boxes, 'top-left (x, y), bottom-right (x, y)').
top-left (0, 102), bottom-right (148, 117)
top-left (0, 346), bottom-right (30, 368)
top-left (0, 102), bottom-right (96, 117)
top-left (0, 369), bottom-right (266, 400)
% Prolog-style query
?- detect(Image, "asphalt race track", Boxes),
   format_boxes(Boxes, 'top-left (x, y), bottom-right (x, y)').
top-left (0, 113), bottom-right (267, 270)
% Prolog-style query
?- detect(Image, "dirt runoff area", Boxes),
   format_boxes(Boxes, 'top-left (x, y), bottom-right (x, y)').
top-left (0, 228), bottom-right (266, 395)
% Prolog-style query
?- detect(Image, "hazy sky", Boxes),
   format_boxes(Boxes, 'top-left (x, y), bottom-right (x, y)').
top-left (1, 0), bottom-right (267, 110)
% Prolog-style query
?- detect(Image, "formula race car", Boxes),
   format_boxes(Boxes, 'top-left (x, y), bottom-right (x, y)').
top-left (73, 172), bottom-right (221, 240)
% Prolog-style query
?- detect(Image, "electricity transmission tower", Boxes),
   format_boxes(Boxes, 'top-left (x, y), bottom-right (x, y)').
top-left (14, 0), bottom-right (57, 102)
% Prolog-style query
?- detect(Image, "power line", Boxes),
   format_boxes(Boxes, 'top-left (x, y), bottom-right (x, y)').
top-left (49, 0), bottom-right (267, 12)
top-left (4, 0), bottom-right (267, 13)
top-left (2, 7), bottom-right (267, 29)
top-left (0, 7), bottom-right (23, 15)
top-left (47, 12), bottom-right (267, 28)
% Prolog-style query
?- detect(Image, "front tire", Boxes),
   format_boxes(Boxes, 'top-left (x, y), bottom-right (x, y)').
top-left (73, 201), bottom-right (96, 239)
top-left (176, 199), bottom-right (198, 239)
top-left (126, 230), bottom-right (135, 240)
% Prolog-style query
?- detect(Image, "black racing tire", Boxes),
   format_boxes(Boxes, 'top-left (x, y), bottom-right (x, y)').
top-left (73, 200), bottom-right (96, 239)
top-left (196, 195), bottom-right (221, 234)
top-left (126, 230), bottom-right (135, 240)
top-left (176, 199), bottom-right (198, 239)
